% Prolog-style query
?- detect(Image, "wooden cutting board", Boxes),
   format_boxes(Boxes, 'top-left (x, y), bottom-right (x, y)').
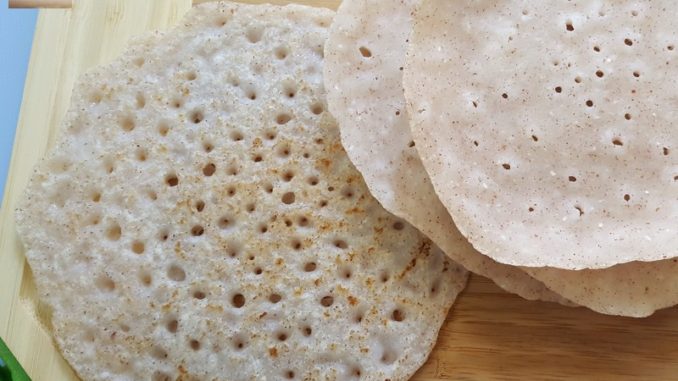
top-left (3, 1), bottom-right (678, 380)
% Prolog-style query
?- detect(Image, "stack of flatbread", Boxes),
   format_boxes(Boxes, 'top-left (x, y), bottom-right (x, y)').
top-left (13, 0), bottom-right (677, 380)
top-left (324, 0), bottom-right (677, 319)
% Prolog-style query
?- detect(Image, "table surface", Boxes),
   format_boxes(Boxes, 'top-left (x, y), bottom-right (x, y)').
top-left (0, 1), bottom-right (36, 200)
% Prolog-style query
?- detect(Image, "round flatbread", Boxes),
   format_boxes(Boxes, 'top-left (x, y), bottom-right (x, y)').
top-left (404, 0), bottom-right (678, 269)
top-left (15, 2), bottom-right (468, 380)
top-left (324, 0), bottom-right (567, 303)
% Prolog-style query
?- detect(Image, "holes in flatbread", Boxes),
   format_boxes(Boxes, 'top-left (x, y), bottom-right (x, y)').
top-left (190, 109), bottom-right (204, 124)
top-left (297, 216), bottom-right (310, 227)
top-left (230, 130), bottom-right (244, 142)
top-left (132, 57), bottom-right (145, 67)
top-left (304, 262), bottom-right (317, 272)
top-left (150, 346), bottom-right (168, 360)
top-left (568, 176), bottom-right (577, 182)
top-left (625, 113), bottom-right (632, 120)
top-left (95, 274), bottom-right (115, 292)
top-left (625, 38), bottom-right (634, 46)
top-left (186, 71), bottom-right (198, 81)
top-left (353, 309), bottom-right (364, 324)
top-left (277, 144), bottom-right (291, 158)
top-left (264, 183), bottom-right (274, 193)
top-left (624, 194), bottom-right (631, 202)
top-left (158, 228), bottom-right (170, 241)
top-left (291, 238), bottom-right (303, 250)
top-left (158, 121), bottom-right (170, 136)
top-left (333, 239), bottom-right (348, 249)
top-left (189, 339), bottom-right (201, 351)
top-left (284, 370), bottom-right (295, 379)
top-left (252, 153), bottom-right (263, 163)
top-left (586, 100), bottom-right (594, 107)
top-left (135, 148), bottom-right (148, 161)
top-left (340, 266), bottom-right (352, 279)
top-left (282, 170), bottom-right (295, 182)
top-left (612, 138), bottom-right (624, 146)
top-left (90, 190), bottom-right (102, 202)
top-left (246, 26), bottom-right (264, 43)
top-left (218, 215), bottom-right (234, 229)
top-left (341, 186), bottom-right (355, 199)
top-left (202, 163), bottom-right (216, 176)
top-left (103, 157), bottom-right (115, 174)
top-left (193, 290), bottom-right (206, 300)
top-left (165, 173), bottom-right (179, 187)
top-left (119, 115), bottom-right (135, 132)
top-left (593, 45), bottom-right (601, 52)
top-left (380, 271), bottom-right (390, 283)
top-left (139, 271), bottom-right (152, 286)
top-left (152, 371), bottom-right (172, 381)
top-left (391, 309), bottom-right (405, 322)
top-left (633, 70), bottom-right (641, 78)
top-left (554, 86), bottom-right (562, 93)
top-left (269, 293), bottom-right (282, 303)
top-left (265, 130), bottom-right (277, 140)
top-left (254, 266), bottom-right (263, 275)
top-left (320, 295), bottom-right (334, 307)
top-left (165, 317), bottom-right (179, 333)
top-left (227, 165), bottom-right (240, 176)
top-left (171, 98), bottom-right (183, 109)
top-left (202, 141), bottom-right (214, 153)
top-left (663, 147), bottom-right (670, 156)
top-left (258, 223), bottom-right (268, 234)
top-left (245, 87), bottom-right (257, 100)
top-left (282, 192), bottom-right (296, 204)
top-left (473, 140), bottom-right (479, 147)
top-left (167, 264), bottom-right (186, 282)
top-left (392, 221), bottom-right (405, 230)
top-left (275, 46), bottom-right (289, 60)
top-left (380, 348), bottom-right (397, 365)
top-left (231, 293), bottom-right (245, 308)
top-left (232, 335), bottom-right (247, 350)
top-left (106, 223), bottom-right (122, 241)
top-left (502, 163), bottom-right (511, 170)
top-left (147, 190), bottom-right (158, 201)
top-left (358, 46), bottom-right (372, 58)
top-left (282, 80), bottom-right (296, 98)
top-left (195, 200), bottom-right (205, 212)
top-left (565, 20), bottom-right (574, 31)
top-left (574, 205), bottom-right (585, 216)
top-left (631, 9), bottom-right (639, 16)
top-left (246, 202), bottom-right (256, 213)
top-left (191, 225), bottom-right (205, 236)
top-left (596, 70), bottom-right (604, 78)
top-left (131, 240), bottom-right (145, 254)
top-left (87, 214), bottom-right (101, 225)
top-left (673, 175), bottom-right (678, 182)
top-left (310, 102), bottom-right (324, 115)
top-left (430, 278), bottom-right (441, 295)
top-left (501, 93), bottom-right (509, 99)
top-left (575, 76), bottom-right (582, 84)
top-left (528, 207), bottom-right (535, 212)
top-left (135, 93), bottom-right (146, 109)
top-left (301, 325), bottom-right (312, 337)
top-left (307, 176), bottom-right (319, 186)
top-left (226, 242), bottom-right (241, 258)
top-left (284, 218), bottom-right (293, 227)
top-left (531, 135), bottom-right (539, 142)
top-left (276, 331), bottom-right (289, 341)
top-left (276, 113), bottom-right (292, 125)
top-left (319, 200), bottom-right (328, 208)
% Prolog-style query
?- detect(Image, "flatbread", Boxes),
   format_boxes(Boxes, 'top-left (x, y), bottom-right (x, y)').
top-left (404, 0), bottom-right (678, 269)
top-left (324, 0), bottom-right (567, 303)
top-left (15, 2), bottom-right (468, 380)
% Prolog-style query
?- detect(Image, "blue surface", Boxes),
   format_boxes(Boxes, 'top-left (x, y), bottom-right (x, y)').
top-left (0, 2), bottom-right (37, 199)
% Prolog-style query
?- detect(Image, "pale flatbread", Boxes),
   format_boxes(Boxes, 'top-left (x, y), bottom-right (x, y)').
top-left (324, 0), bottom-right (567, 303)
top-left (404, 0), bottom-right (678, 269)
top-left (15, 2), bottom-right (468, 380)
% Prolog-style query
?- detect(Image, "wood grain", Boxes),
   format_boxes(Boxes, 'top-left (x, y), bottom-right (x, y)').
top-left (2, 1), bottom-right (678, 380)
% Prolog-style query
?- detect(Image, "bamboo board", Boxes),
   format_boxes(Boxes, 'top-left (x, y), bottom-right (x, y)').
top-left (3, 1), bottom-right (678, 380)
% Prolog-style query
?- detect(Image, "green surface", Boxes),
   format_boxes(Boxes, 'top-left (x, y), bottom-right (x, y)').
top-left (0, 337), bottom-right (31, 381)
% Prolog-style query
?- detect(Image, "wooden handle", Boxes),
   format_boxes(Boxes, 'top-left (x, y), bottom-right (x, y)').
top-left (8, 0), bottom-right (72, 8)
